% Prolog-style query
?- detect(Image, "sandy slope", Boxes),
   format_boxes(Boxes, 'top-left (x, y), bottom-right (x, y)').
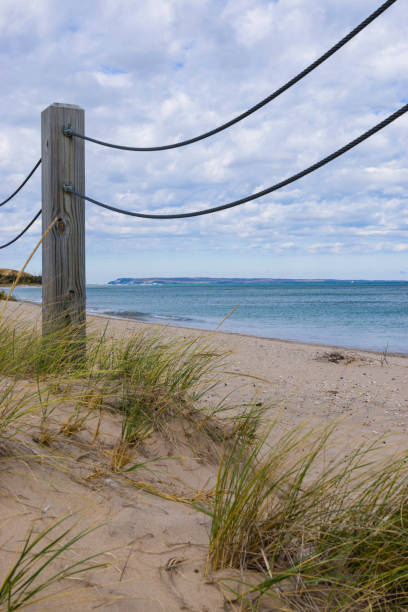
top-left (0, 300), bottom-right (407, 610)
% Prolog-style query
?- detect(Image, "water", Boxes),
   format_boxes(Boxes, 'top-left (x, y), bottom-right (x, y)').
top-left (11, 281), bottom-right (408, 354)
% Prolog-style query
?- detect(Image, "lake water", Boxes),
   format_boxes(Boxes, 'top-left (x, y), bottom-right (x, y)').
top-left (11, 281), bottom-right (408, 354)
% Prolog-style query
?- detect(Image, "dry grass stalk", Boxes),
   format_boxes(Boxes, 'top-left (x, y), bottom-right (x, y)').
top-left (207, 408), bottom-right (408, 611)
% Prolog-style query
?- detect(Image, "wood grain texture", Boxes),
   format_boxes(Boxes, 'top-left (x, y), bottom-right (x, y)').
top-left (41, 103), bottom-right (85, 338)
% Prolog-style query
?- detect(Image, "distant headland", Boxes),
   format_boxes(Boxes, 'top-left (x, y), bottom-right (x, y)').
top-left (0, 269), bottom-right (42, 286)
top-left (108, 277), bottom-right (351, 285)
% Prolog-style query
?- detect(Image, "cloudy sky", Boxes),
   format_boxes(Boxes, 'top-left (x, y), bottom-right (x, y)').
top-left (0, 0), bottom-right (407, 282)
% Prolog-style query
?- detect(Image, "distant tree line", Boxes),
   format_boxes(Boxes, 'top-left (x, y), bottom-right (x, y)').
top-left (0, 270), bottom-right (41, 286)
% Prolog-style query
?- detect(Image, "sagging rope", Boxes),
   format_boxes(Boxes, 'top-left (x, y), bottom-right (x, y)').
top-left (64, 102), bottom-right (408, 219)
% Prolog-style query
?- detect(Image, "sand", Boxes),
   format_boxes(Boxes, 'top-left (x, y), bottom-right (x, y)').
top-left (0, 299), bottom-right (407, 610)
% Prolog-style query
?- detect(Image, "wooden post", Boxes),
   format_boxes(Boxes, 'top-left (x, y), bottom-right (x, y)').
top-left (41, 103), bottom-right (85, 347)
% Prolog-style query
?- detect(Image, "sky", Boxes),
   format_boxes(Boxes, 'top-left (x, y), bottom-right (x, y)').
top-left (0, 0), bottom-right (407, 283)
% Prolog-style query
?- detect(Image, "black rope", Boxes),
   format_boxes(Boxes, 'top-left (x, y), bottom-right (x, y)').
top-left (0, 210), bottom-right (42, 249)
top-left (0, 159), bottom-right (42, 207)
top-left (66, 102), bottom-right (408, 219)
top-left (65, 0), bottom-right (398, 152)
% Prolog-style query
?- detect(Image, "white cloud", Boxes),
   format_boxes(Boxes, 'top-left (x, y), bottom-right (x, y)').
top-left (92, 71), bottom-right (133, 89)
top-left (394, 243), bottom-right (408, 252)
top-left (0, 0), bottom-right (407, 280)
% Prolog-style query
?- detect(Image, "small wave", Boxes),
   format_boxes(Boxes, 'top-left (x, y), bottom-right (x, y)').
top-left (152, 314), bottom-right (195, 322)
top-left (97, 310), bottom-right (196, 323)
top-left (101, 310), bottom-right (151, 320)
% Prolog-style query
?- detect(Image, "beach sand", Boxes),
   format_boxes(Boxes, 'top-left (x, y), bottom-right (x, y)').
top-left (1, 299), bottom-right (407, 610)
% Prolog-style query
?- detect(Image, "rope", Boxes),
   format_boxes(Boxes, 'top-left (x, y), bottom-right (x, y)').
top-left (66, 102), bottom-right (408, 219)
top-left (64, 0), bottom-right (398, 152)
top-left (0, 159), bottom-right (42, 207)
top-left (0, 215), bottom-right (57, 310)
top-left (0, 210), bottom-right (42, 249)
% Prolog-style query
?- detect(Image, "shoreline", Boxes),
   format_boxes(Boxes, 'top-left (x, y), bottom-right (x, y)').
top-left (9, 296), bottom-right (408, 358)
top-left (90, 310), bottom-right (408, 359)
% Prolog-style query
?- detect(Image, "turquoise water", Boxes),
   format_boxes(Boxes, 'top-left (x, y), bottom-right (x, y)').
top-left (11, 281), bottom-right (408, 354)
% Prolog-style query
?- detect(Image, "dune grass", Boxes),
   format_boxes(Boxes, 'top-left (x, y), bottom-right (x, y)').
top-left (0, 289), bottom-right (16, 301)
top-left (2, 302), bottom-right (408, 610)
top-left (207, 408), bottom-right (408, 610)
top-left (0, 313), bottom-right (224, 458)
top-left (0, 318), bottom-right (86, 379)
top-left (99, 331), bottom-right (223, 431)
top-left (0, 383), bottom-right (35, 442)
top-left (0, 310), bottom-right (225, 604)
top-left (0, 515), bottom-right (106, 611)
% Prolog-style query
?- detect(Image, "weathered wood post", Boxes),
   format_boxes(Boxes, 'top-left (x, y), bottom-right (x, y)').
top-left (41, 103), bottom-right (85, 351)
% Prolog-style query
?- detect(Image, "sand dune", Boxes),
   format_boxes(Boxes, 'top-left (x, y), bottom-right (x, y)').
top-left (0, 299), bottom-right (407, 610)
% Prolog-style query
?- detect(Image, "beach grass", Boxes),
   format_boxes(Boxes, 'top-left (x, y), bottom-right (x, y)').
top-left (0, 515), bottom-right (106, 611)
top-left (0, 289), bottom-right (16, 301)
top-left (0, 310), bottom-right (225, 604)
top-left (0, 312), bottom-right (225, 453)
top-left (207, 407), bottom-right (408, 610)
top-left (0, 383), bottom-right (36, 442)
top-left (1, 302), bottom-right (408, 610)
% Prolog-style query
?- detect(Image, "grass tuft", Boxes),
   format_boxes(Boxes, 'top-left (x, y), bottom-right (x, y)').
top-left (208, 408), bottom-right (408, 610)
top-left (0, 315), bottom-right (225, 467)
top-left (0, 515), bottom-right (107, 611)
top-left (0, 290), bottom-right (16, 302)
